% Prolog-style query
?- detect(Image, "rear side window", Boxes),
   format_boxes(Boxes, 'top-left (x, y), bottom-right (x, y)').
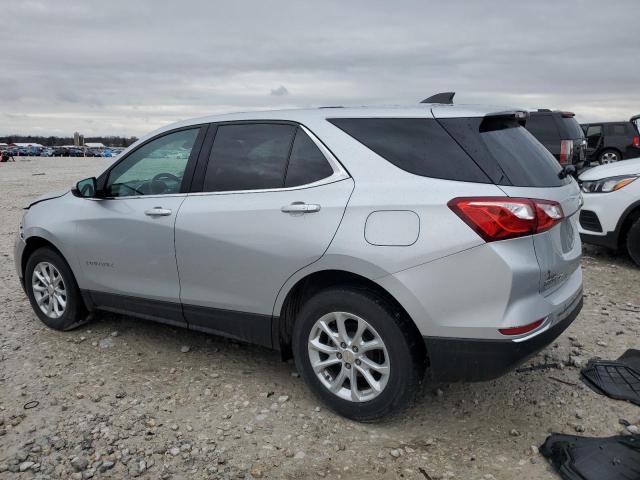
top-left (525, 114), bottom-right (559, 142)
top-left (438, 117), bottom-right (569, 187)
top-left (285, 129), bottom-right (334, 187)
top-left (606, 123), bottom-right (630, 136)
top-left (203, 124), bottom-right (296, 192)
top-left (328, 118), bottom-right (490, 183)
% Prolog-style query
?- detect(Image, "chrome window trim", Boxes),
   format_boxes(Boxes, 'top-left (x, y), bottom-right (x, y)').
top-left (100, 121), bottom-right (350, 199)
top-left (191, 123), bottom-right (350, 197)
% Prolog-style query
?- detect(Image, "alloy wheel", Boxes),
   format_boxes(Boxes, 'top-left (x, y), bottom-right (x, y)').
top-left (32, 261), bottom-right (67, 319)
top-left (601, 152), bottom-right (619, 164)
top-left (307, 311), bottom-right (390, 402)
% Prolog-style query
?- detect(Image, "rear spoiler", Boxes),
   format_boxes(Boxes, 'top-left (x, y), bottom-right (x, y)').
top-left (480, 110), bottom-right (529, 131)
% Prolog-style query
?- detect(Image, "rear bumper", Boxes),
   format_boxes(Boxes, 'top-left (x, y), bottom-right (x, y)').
top-left (424, 295), bottom-right (583, 382)
top-left (580, 231), bottom-right (618, 250)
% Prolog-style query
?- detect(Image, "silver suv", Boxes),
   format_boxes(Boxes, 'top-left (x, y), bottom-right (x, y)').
top-left (15, 102), bottom-right (584, 420)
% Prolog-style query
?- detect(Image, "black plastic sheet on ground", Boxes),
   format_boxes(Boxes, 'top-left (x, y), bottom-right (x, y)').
top-left (580, 349), bottom-right (640, 406)
top-left (540, 433), bottom-right (640, 480)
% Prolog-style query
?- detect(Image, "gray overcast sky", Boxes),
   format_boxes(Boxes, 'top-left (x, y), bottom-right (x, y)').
top-left (0, 0), bottom-right (638, 136)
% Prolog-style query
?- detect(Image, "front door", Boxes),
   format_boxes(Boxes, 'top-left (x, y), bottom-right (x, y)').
top-left (74, 127), bottom-right (203, 325)
top-left (175, 123), bottom-right (353, 345)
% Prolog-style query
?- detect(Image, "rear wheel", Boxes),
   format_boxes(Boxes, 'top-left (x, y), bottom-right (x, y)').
top-left (25, 247), bottom-right (87, 330)
top-left (626, 217), bottom-right (640, 267)
top-left (599, 149), bottom-right (621, 164)
top-left (293, 287), bottom-right (423, 421)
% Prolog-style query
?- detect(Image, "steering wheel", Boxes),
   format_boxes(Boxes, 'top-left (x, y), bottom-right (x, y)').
top-left (152, 172), bottom-right (181, 183)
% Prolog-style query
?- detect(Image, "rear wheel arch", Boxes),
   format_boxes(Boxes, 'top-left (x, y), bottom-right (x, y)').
top-left (598, 148), bottom-right (623, 163)
top-left (276, 269), bottom-right (425, 362)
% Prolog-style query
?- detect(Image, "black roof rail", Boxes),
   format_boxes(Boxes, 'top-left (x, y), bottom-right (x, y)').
top-left (420, 92), bottom-right (455, 104)
top-left (537, 109), bottom-right (552, 112)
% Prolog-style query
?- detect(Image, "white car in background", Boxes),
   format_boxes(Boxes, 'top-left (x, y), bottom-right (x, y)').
top-left (578, 158), bottom-right (640, 265)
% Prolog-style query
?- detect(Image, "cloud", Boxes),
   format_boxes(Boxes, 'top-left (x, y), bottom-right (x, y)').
top-left (0, 0), bottom-right (638, 135)
top-left (270, 85), bottom-right (289, 97)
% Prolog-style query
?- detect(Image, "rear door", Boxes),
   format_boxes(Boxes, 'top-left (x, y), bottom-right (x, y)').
top-left (175, 122), bottom-right (353, 346)
top-left (433, 109), bottom-right (582, 295)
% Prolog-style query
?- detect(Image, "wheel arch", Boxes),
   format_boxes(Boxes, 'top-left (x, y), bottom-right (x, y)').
top-left (617, 201), bottom-right (640, 249)
top-left (599, 147), bottom-right (623, 161)
top-left (21, 235), bottom-right (67, 281)
top-left (275, 268), bottom-right (425, 362)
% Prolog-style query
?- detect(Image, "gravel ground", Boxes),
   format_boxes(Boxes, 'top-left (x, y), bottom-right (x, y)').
top-left (1, 156), bottom-right (639, 480)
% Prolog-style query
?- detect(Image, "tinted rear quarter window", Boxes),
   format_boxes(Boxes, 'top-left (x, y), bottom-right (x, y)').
top-left (606, 123), bottom-right (631, 136)
top-left (203, 124), bottom-right (296, 192)
top-left (328, 118), bottom-right (490, 183)
top-left (285, 129), bottom-right (335, 187)
top-left (438, 117), bottom-right (569, 188)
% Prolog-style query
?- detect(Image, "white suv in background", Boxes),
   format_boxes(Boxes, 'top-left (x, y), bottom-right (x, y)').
top-left (578, 158), bottom-right (640, 265)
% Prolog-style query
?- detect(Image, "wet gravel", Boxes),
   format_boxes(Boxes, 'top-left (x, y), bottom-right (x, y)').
top-left (1, 157), bottom-right (639, 479)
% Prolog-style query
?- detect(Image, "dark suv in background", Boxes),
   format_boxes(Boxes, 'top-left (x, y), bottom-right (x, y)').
top-left (524, 110), bottom-right (587, 168)
top-left (580, 117), bottom-right (640, 164)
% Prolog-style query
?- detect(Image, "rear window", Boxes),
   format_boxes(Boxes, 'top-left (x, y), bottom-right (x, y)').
top-left (328, 118), bottom-right (490, 183)
top-left (438, 117), bottom-right (570, 188)
top-left (559, 117), bottom-right (584, 140)
top-left (525, 114), bottom-right (559, 142)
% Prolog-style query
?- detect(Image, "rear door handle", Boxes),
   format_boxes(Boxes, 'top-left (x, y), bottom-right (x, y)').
top-left (145, 207), bottom-right (172, 217)
top-left (281, 202), bottom-right (321, 214)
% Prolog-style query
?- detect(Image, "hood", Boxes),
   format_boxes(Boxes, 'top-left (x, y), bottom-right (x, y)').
top-left (579, 158), bottom-right (640, 181)
top-left (25, 189), bottom-right (69, 209)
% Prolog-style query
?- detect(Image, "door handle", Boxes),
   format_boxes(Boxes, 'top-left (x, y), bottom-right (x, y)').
top-left (281, 202), bottom-right (321, 214)
top-left (144, 207), bottom-right (172, 217)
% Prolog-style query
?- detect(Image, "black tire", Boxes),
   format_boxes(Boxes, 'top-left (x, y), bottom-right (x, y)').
top-left (598, 149), bottom-right (621, 164)
top-left (626, 217), bottom-right (640, 267)
top-left (293, 287), bottom-right (424, 421)
top-left (25, 247), bottom-right (87, 331)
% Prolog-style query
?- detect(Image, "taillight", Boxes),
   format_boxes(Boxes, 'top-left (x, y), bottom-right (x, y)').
top-left (633, 136), bottom-right (640, 148)
top-left (559, 140), bottom-right (573, 165)
top-left (448, 197), bottom-right (564, 242)
top-left (499, 318), bottom-right (545, 336)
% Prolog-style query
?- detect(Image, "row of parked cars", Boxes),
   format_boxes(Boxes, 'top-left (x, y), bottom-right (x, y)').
top-left (1, 146), bottom-right (125, 157)
top-left (524, 110), bottom-right (640, 168)
top-left (521, 108), bottom-right (640, 267)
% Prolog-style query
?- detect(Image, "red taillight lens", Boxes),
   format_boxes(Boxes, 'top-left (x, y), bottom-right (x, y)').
top-left (499, 318), bottom-right (545, 336)
top-left (633, 136), bottom-right (640, 148)
top-left (559, 140), bottom-right (573, 165)
top-left (448, 197), bottom-right (564, 242)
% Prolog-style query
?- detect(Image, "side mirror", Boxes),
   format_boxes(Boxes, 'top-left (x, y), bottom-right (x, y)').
top-left (73, 177), bottom-right (98, 198)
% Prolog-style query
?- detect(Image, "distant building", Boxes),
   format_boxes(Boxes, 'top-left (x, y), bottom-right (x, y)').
top-left (85, 142), bottom-right (105, 148)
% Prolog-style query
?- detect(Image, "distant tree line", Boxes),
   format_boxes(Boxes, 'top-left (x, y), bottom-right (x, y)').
top-left (0, 135), bottom-right (138, 147)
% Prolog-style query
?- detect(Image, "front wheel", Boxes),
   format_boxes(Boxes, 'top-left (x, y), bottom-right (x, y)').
top-left (293, 287), bottom-right (423, 421)
top-left (25, 247), bottom-right (87, 330)
top-left (626, 217), bottom-right (640, 267)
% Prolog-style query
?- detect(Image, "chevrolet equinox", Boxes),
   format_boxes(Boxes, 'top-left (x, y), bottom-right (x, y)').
top-left (15, 101), bottom-right (584, 420)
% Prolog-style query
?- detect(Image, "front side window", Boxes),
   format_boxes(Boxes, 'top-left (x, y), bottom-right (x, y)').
top-left (107, 128), bottom-right (199, 197)
top-left (203, 124), bottom-right (296, 192)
